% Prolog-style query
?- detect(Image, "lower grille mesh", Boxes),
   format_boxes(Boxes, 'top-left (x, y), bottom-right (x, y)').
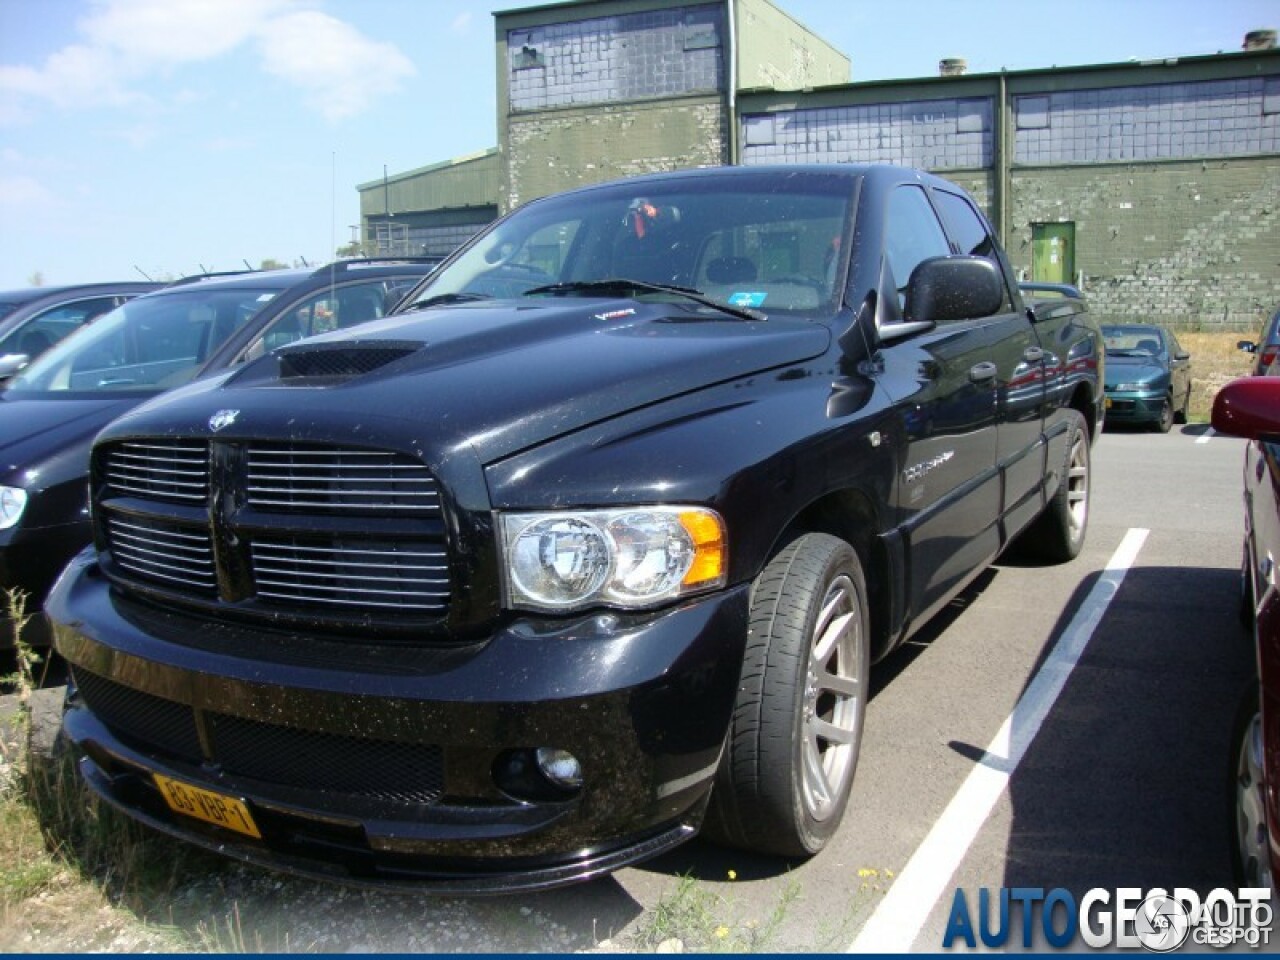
top-left (72, 670), bottom-right (444, 806)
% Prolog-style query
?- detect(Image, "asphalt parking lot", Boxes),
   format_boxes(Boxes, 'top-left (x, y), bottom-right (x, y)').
top-left (7, 423), bottom-right (1260, 952)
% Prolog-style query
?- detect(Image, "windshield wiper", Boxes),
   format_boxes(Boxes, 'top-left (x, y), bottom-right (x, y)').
top-left (400, 292), bottom-right (493, 312)
top-left (524, 279), bottom-right (765, 322)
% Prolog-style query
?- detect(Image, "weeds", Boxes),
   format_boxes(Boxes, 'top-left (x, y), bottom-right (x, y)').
top-left (627, 872), bottom-right (810, 953)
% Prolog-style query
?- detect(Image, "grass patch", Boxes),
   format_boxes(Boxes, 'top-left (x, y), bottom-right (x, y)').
top-left (1174, 329), bottom-right (1255, 423)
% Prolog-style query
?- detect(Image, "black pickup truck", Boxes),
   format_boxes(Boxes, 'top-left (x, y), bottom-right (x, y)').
top-left (47, 165), bottom-right (1102, 893)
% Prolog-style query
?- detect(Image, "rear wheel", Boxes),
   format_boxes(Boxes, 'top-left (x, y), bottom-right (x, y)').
top-left (1018, 410), bottom-right (1090, 563)
top-left (1229, 685), bottom-right (1273, 892)
top-left (704, 533), bottom-right (870, 857)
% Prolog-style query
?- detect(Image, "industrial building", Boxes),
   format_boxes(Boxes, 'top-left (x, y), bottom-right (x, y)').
top-left (356, 0), bottom-right (1279, 329)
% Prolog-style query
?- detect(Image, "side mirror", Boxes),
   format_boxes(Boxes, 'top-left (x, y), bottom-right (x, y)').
top-left (0, 353), bottom-right (30, 380)
top-left (904, 256), bottom-right (1005, 326)
top-left (1237, 340), bottom-right (1258, 354)
top-left (1174, 350), bottom-right (1190, 361)
top-left (1211, 376), bottom-right (1280, 439)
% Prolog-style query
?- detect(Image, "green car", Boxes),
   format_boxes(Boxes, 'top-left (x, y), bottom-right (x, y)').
top-left (1101, 324), bottom-right (1192, 432)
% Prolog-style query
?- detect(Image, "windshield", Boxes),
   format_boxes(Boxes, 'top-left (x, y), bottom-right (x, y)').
top-left (403, 172), bottom-right (854, 316)
top-left (8, 285), bottom-right (285, 394)
top-left (1101, 326), bottom-right (1165, 358)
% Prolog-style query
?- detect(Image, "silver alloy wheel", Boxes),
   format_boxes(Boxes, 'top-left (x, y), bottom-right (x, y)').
top-left (1235, 709), bottom-right (1274, 891)
top-left (800, 573), bottom-right (863, 821)
top-left (1066, 431), bottom-right (1089, 542)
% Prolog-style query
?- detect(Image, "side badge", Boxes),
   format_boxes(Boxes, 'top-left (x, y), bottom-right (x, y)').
top-left (209, 409), bottom-right (240, 433)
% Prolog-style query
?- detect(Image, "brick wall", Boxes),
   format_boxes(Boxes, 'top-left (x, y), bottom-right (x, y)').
top-left (1008, 157), bottom-right (1280, 331)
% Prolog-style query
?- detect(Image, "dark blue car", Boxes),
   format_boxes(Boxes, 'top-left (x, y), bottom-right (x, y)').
top-left (1101, 323), bottom-right (1192, 432)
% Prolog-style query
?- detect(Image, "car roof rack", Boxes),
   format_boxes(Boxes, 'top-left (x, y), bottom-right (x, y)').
top-left (166, 268), bottom-right (262, 288)
top-left (311, 257), bottom-right (442, 278)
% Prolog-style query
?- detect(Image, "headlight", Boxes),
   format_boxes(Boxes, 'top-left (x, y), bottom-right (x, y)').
top-left (500, 506), bottom-right (727, 612)
top-left (0, 486), bottom-right (27, 530)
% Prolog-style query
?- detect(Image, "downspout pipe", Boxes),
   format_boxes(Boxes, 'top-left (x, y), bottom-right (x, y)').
top-left (726, 0), bottom-right (738, 165)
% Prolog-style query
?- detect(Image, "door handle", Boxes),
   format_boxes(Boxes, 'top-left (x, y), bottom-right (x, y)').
top-left (1023, 347), bottom-right (1045, 363)
top-left (969, 361), bottom-right (997, 383)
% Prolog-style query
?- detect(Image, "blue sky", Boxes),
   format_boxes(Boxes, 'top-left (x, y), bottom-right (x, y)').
top-left (0, 0), bottom-right (1274, 289)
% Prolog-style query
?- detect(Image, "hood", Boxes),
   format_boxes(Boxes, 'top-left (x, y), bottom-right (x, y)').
top-left (98, 298), bottom-right (831, 468)
top-left (0, 392), bottom-right (142, 484)
top-left (1104, 355), bottom-right (1166, 387)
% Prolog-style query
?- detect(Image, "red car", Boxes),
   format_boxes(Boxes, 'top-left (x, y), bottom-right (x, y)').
top-left (1214, 376), bottom-right (1280, 894)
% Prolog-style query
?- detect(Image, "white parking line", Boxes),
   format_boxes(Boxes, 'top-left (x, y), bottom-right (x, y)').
top-left (1197, 427), bottom-right (1216, 445)
top-left (849, 528), bottom-right (1150, 954)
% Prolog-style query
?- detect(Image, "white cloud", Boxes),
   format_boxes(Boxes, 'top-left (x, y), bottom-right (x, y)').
top-left (0, 0), bottom-right (414, 124)
top-left (253, 10), bottom-right (415, 121)
top-left (81, 0), bottom-right (294, 65)
top-left (0, 174), bottom-right (60, 211)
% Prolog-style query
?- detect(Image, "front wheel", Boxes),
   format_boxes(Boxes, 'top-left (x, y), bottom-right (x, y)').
top-left (704, 533), bottom-right (871, 857)
top-left (1153, 396), bottom-right (1174, 433)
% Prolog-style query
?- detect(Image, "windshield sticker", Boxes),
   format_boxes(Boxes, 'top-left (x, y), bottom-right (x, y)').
top-left (255, 293), bottom-right (278, 302)
top-left (594, 308), bottom-right (636, 321)
top-left (729, 291), bottom-right (767, 308)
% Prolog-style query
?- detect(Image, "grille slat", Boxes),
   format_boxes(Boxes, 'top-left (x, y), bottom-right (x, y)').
top-left (252, 536), bottom-right (449, 613)
top-left (104, 514), bottom-right (217, 593)
top-left (246, 446), bottom-right (440, 514)
top-left (104, 440), bottom-right (209, 503)
top-left (97, 439), bottom-right (451, 623)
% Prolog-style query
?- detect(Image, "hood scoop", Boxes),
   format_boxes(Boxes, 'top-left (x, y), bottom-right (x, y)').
top-left (275, 341), bottom-right (422, 382)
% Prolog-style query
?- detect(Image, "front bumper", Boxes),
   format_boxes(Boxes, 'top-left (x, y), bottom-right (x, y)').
top-left (1103, 390), bottom-right (1165, 424)
top-left (47, 554), bottom-right (750, 893)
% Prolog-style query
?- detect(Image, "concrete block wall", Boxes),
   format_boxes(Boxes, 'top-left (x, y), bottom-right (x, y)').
top-left (506, 98), bottom-right (726, 209)
top-left (1008, 157), bottom-right (1280, 331)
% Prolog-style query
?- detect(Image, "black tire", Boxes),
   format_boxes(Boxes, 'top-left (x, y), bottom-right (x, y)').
top-left (703, 533), bottom-right (870, 858)
top-left (1153, 396), bottom-right (1173, 433)
top-left (1239, 542), bottom-right (1256, 630)
top-left (1228, 684), bottom-right (1273, 891)
top-left (1173, 384), bottom-right (1191, 425)
top-left (1019, 410), bottom-right (1090, 563)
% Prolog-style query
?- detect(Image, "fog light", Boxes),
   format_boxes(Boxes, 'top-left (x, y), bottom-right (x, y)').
top-left (535, 748), bottom-right (583, 790)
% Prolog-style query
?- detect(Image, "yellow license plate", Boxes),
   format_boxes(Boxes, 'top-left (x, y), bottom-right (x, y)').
top-left (154, 773), bottom-right (262, 839)
top-left (1105, 397), bottom-right (1113, 408)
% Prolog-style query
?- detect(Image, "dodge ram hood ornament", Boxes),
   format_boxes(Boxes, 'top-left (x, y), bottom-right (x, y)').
top-left (208, 409), bottom-right (240, 432)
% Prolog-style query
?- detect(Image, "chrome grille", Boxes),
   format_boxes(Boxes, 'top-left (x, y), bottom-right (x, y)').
top-left (246, 446), bottom-right (440, 514)
top-left (252, 537), bottom-right (449, 613)
top-left (104, 513), bottom-right (217, 594)
top-left (103, 440), bottom-right (209, 503)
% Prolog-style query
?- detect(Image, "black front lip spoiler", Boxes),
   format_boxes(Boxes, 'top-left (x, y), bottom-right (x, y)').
top-left (67, 706), bottom-right (700, 896)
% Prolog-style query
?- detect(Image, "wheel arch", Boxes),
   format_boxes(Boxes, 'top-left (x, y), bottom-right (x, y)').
top-left (772, 488), bottom-right (900, 663)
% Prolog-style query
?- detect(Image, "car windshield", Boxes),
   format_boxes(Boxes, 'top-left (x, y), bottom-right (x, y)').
top-left (1102, 326), bottom-right (1165, 357)
top-left (402, 172), bottom-right (854, 317)
top-left (7, 285), bottom-right (286, 394)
